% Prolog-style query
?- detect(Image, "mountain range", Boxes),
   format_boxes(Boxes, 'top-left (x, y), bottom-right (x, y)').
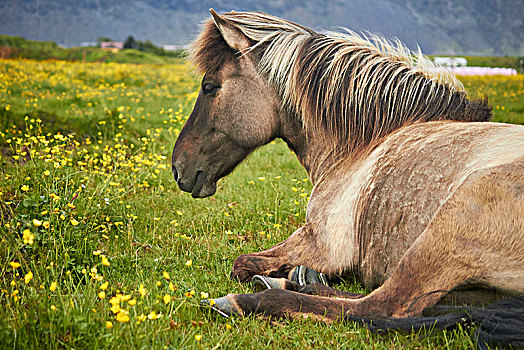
top-left (0, 0), bottom-right (523, 56)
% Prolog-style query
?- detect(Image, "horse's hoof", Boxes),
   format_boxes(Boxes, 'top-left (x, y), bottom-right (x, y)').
top-left (200, 297), bottom-right (233, 318)
top-left (251, 275), bottom-right (286, 292)
top-left (289, 265), bottom-right (329, 286)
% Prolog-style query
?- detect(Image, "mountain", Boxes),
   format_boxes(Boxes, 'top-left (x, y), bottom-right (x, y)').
top-left (0, 0), bottom-right (522, 56)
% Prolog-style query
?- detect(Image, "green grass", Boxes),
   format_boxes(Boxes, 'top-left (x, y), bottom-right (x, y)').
top-left (462, 56), bottom-right (522, 70)
top-left (0, 58), bottom-right (523, 349)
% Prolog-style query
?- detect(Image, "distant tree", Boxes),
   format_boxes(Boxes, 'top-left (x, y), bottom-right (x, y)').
top-left (124, 35), bottom-right (137, 49)
top-left (96, 37), bottom-right (113, 46)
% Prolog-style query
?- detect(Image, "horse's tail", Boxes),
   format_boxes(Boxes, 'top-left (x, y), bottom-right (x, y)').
top-left (346, 297), bottom-right (524, 349)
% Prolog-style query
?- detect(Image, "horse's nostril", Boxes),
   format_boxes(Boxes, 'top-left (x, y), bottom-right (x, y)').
top-left (171, 164), bottom-right (179, 182)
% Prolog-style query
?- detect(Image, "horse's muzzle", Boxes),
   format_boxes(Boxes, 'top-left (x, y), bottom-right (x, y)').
top-left (172, 163), bottom-right (216, 198)
top-left (171, 163), bottom-right (179, 182)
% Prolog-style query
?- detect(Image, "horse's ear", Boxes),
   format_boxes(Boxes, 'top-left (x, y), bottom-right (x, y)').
top-left (209, 9), bottom-right (250, 51)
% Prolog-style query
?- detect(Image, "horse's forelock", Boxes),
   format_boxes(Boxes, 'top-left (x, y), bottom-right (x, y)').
top-left (190, 20), bottom-right (237, 73)
top-left (190, 12), bottom-right (312, 74)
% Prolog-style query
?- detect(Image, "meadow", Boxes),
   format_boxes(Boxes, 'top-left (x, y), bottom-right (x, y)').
top-left (0, 58), bottom-right (523, 349)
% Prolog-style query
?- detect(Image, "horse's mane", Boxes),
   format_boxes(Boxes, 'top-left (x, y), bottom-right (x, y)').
top-left (191, 11), bottom-right (492, 151)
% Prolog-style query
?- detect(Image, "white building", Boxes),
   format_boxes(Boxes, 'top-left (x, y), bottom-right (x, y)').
top-left (434, 57), bottom-right (468, 67)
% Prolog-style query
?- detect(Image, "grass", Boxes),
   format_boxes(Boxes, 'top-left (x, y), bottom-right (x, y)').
top-left (0, 58), bottom-right (522, 349)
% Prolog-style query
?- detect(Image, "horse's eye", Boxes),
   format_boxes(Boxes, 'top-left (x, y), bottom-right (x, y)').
top-left (202, 83), bottom-right (219, 95)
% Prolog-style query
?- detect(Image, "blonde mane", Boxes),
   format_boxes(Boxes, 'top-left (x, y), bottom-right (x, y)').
top-left (191, 11), bottom-right (491, 150)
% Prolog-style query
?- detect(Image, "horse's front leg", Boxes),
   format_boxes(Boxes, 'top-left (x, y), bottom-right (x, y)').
top-left (232, 225), bottom-right (323, 282)
top-left (207, 288), bottom-right (382, 323)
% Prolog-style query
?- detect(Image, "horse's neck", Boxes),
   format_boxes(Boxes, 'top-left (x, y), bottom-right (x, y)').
top-left (279, 94), bottom-right (492, 184)
top-left (279, 114), bottom-right (345, 185)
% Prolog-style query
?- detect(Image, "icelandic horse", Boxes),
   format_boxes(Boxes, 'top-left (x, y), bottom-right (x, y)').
top-left (171, 10), bottom-right (524, 347)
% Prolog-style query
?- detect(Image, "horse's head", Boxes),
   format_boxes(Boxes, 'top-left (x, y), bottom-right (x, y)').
top-left (172, 10), bottom-right (281, 198)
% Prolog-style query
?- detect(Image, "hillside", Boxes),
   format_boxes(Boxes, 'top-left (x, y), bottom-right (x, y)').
top-left (0, 35), bottom-right (184, 64)
top-left (0, 0), bottom-right (522, 56)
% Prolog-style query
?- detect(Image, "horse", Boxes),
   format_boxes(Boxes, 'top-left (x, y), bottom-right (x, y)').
top-left (171, 10), bottom-right (524, 347)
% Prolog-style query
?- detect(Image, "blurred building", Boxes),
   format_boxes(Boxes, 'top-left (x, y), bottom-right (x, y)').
top-left (100, 41), bottom-right (124, 53)
top-left (434, 57), bottom-right (468, 67)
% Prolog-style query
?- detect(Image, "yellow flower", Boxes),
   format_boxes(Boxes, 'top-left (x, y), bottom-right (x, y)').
top-left (184, 289), bottom-right (195, 298)
top-left (109, 295), bottom-right (121, 305)
top-left (200, 292), bottom-right (209, 299)
top-left (23, 229), bottom-right (34, 245)
top-left (195, 334), bottom-right (202, 341)
top-left (128, 299), bottom-right (137, 306)
top-left (98, 291), bottom-right (106, 299)
top-left (43, 221), bottom-right (50, 229)
top-left (93, 250), bottom-right (102, 255)
top-left (24, 271), bottom-right (33, 284)
top-left (176, 210), bottom-right (183, 215)
top-left (110, 304), bottom-right (121, 314)
top-left (162, 271), bottom-right (170, 280)
top-left (156, 281), bottom-right (162, 287)
top-left (43, 170), bottom-right (50, 176)
top-left (147, 311), bottom-right (160, 319)
top-left (138, 283), bottom-right (146, 297)
top-left (226, 324), bottom-right (232, 330)
top-left (50, 305), bottom-right (56, 311)
top-left (106, 321), bottom-right (113, 329)
top-left (101, 255), bottom-right (110, 266)
top-left (116, 312), bottom-right (130, 323)
top-left (9, 262), bottom-right (21, 269)
top-left (21, 185), bottom-right (30, 192)
top-left (168, 282), bottom-right (176, 291)
top-left (185, 259), bottom-right (192, 267)
top-left (100, 281), bottom-right (109, 290)
top-left (163, 294), bottom-right (172, 304)
top-left (49, 281), bottom-right (57, 292)
top-left (33, 219), bottom-right (42, 226)
top-left (70, 218), bottom-right (79, 226)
